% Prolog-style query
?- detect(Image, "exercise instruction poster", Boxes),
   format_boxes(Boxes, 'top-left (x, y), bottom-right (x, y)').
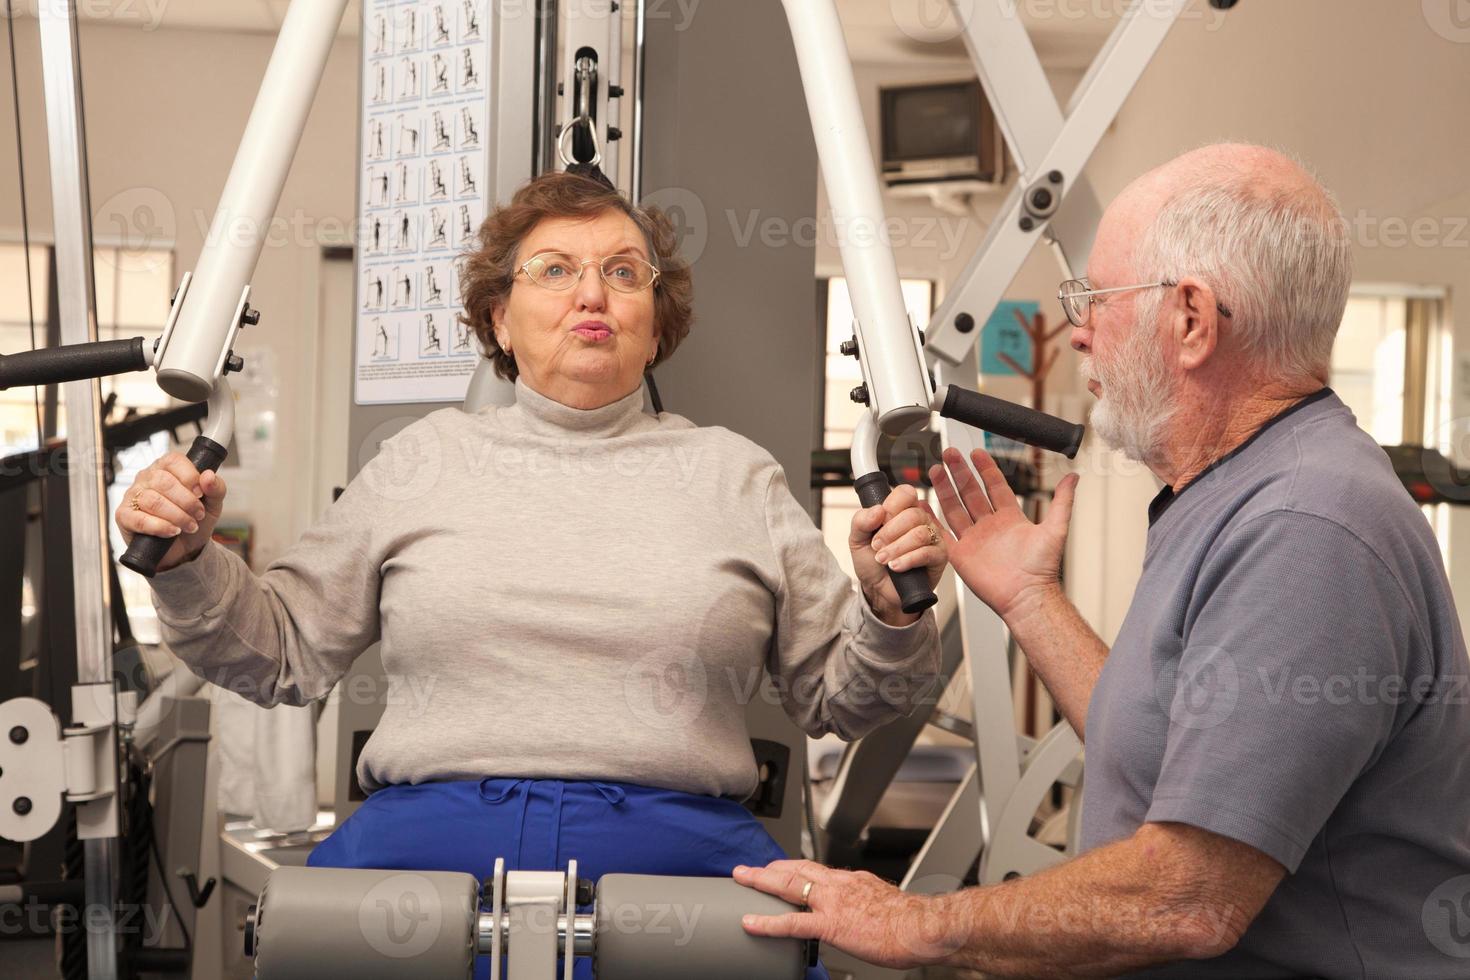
top-left (355, 0), bottom-right (489, 404)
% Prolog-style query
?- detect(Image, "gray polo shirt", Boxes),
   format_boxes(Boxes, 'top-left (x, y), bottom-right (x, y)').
top-left (1083, 389), bottom-right (1470, 979)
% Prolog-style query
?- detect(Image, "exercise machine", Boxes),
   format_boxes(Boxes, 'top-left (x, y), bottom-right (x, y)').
top-left (246, 862), bottom-right (814, 980)
top-left (0, 1), bottom-right (1251, 977)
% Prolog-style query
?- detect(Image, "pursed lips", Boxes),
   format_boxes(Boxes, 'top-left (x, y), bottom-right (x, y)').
top-left (572, 320), bottom-right (613, 341)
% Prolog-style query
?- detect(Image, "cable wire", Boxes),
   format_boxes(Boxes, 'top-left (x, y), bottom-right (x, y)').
top-left (4, 0), bottom-right (43, 450)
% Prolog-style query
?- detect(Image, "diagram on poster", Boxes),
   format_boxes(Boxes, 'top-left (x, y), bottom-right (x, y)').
top-left (356, 0), bottom-right (489, 405)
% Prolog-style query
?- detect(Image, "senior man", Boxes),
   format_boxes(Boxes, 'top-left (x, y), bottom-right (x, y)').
top-left (736, 143), bottom-right (1470, 977)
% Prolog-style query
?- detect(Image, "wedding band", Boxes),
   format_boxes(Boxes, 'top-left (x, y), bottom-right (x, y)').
top-left (926, 524), bottom-right (941, 547)
top-left (800, 880), bottom-right (814, 906)
top-left (129, 493), bottom-right (142, 511)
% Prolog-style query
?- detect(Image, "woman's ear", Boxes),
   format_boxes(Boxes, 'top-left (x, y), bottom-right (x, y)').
top-left (491, 305), bottom-right (509, 352)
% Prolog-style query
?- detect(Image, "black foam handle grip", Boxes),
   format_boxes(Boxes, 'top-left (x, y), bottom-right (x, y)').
top-left (0, 338), bottom-right (149, 390)
top-left (854, 472), bottom-right (937, 616)
top-left (939, 385), bottom-right (1085, 459)
top-left (120, 435), bottom-right (229, 579)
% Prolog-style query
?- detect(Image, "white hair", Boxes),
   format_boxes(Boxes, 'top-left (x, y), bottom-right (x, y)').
top-left (1132, 157), bottom-right (1353, 381)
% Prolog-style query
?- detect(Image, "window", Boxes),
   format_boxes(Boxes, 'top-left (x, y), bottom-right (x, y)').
top-left (1330, 285), bottom-right (1451, 561)
top-left (0, 244), bottom-right (51, 454)
top-left (818, 276), bottom-right (934, 581)
top-left (0, 242), bottom-right (177, 642)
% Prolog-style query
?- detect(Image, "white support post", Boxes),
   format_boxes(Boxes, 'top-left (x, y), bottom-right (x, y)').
top-left (38, 4), bottom-right (119, 975)
top-left (154, 0), bottom-right (350, 402)
top-left (779, 0), bottom-right (933, 436)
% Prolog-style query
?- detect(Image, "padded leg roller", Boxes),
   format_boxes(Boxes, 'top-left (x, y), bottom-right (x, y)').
top-left (593, 874), bottom-right (810, 980)
top-left (251, 866), bottom-right (480, 980)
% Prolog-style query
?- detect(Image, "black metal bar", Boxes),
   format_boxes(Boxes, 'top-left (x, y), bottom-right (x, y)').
top-left (0, 337), bottom-right (149, 391)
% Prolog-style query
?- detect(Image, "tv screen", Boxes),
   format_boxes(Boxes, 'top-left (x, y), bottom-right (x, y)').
top-left (881, 81), bottom-right (982, 163)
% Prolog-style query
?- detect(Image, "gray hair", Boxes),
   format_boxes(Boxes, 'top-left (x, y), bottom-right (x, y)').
top-left (1133, 164), bottom-right (1353, 381)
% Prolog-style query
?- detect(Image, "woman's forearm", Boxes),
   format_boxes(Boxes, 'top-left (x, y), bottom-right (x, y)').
top-left (151, 538), bottom-right (378, 707)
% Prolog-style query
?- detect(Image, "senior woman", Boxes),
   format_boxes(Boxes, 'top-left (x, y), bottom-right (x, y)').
top-left (116, 171), bottom-right (944, 979)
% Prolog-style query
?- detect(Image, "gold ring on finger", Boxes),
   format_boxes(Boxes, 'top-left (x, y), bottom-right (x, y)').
top-left (800, 880), bottom-right (814, 907)
top-left (926, 524), bottom-right (941, 547)
top-left (130, 492), bottom-right (143, 511)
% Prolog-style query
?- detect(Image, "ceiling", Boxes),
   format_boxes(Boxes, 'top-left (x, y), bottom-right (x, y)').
top-left (47, 0), bottom-right (1113, 67)
top-left (838, 0), bottom-right (1112, 67)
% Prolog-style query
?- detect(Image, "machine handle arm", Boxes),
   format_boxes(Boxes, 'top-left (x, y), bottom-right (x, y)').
top-left (936, 384), bottom-right (1085, 459)
top-left (0, 338), bottom-right (150, 390)
top-left (853, 471), bottom-right (937, 615)
top-left (118, 434), bottom-right (227, 578)
top-left (119, 381), bottom-right (235, 578)
top-left (850, 411), bottom-right (937, 615)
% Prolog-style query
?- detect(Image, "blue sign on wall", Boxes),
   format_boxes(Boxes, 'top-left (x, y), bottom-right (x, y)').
top-left (980, 301), bottom-right (1038, 376)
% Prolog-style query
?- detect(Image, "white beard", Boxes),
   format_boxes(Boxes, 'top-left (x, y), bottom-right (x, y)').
top-left (1080, 317), bottom-right (1179, 464)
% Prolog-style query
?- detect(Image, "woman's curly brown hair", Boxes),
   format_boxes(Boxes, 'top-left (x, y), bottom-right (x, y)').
top-left (458, 172), bottom-right (694, 381)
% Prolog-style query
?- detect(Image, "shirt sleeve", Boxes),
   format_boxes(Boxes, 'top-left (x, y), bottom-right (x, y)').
top-left (146, 449), bottom-right (392, 708)
top-left (760, 464), bottom-right (941, 740)
top-left (1145, 509), bottom-right (1416, 871)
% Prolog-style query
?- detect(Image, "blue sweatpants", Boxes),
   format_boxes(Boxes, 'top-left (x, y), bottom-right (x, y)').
top-left (308, 777), bottom-right (828, 980)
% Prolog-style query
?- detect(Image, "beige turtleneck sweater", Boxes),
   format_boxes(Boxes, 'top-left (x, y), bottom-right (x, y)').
top-left (148, 379), bottom-right (940, 799)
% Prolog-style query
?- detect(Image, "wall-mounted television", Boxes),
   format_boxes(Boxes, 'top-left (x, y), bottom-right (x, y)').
top-left (880, 79), bottom-right (1002, 186)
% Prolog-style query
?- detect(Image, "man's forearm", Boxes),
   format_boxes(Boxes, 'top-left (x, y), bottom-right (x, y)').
top-left (927, 832), bottom-right (1242, 978)
top-left (1002, 586), bottom-right (1109, 735)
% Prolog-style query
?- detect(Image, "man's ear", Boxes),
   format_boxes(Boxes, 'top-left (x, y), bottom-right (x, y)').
top-left (1172, 276), bottom-right (1220, 371)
